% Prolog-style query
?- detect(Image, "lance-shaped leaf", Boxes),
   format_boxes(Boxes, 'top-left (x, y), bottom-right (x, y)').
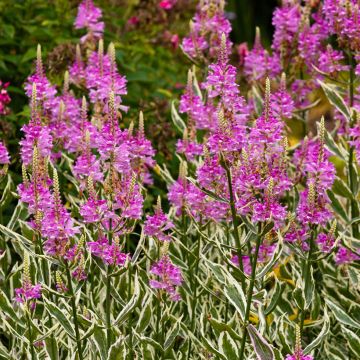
top-left (164, 316), bottom-right (182, 351)
top-left (319, 81), bottom-right (351, 121)
top-left (325, 299), bottom-right (360, 329)
top-left (43, 297), bottom-right (76, 339)
top-left (93, 326), bottom-right (107, 360)
top-left (342, 326), bottom-right (360, 356)
top-left (218, 332), bottom-right (239, 360)
top-left (256, 232), bottom-right (283, 280)
top-left (112, 272), bottom-right (140, 327)
top-left (171, 100), bottom-right (186, 134)
top-left (247, 324), bottom-right (275, 360)
top-left (303, 308), bottom-right (330, 355)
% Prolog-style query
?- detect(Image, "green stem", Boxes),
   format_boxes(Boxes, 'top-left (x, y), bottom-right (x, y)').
top-left (223, 158), bottom-right (246, 291)
top-left (348, 52), bottom-right (359, 238)
top-left (127, 236), bottom-right (134, 360)
top-left (26, 309), bottom-right (35, 360)
top-left (65, 263), bottom-right (84, 360)
top-left (106, 221), bottom-right (113, 350)
top-left (239, 228), bottom-right (262, 360)
top-left (187, 228), bottom-right (202, 359)
top-left (299, 231), bottom-right (315, 336)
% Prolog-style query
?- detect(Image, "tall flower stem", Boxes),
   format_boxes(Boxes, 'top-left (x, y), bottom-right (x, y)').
top-left (299, 230), bottom-right (315, 336)
top-left (187, 223), bottom-right (202, 359)
top-left (127, 235), bottom-right (134, 360)
top-left (65, 263), bottom-right (84, 360)
top-left (26, 307), bottom-right (35, 360)
top-left (348, 52), bottom-right (359, 238)
top-left (223, 157), bottom-right (246, 291)
top-left (238, 227), bottom-right (262, 360)
top-left (105, 221), bottom-right (113, 350)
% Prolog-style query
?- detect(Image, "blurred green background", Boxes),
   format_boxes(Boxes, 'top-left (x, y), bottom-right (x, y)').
top-left (0, 0), bottom-right (277, 161)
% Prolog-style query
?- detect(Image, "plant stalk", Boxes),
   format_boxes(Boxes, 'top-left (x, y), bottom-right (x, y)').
top-left (223, 158), bottom-right (246, 291)
top-left (65, 263), bottom-right (84, 360)
top-left (238, 229), bottom-right (262, 360)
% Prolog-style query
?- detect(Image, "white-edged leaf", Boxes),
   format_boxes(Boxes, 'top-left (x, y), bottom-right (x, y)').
top-left (247, 324), bottom-right (275, 360)
top-left (171, 101), bottom-right (186, 133)
top-left (218, 332), bottom-right (239, 360)
top-left (319, 81), bottom-right (351, 120)
top-left (342, 326), bottom-right (360, 356)
top-left (93, 326), bottom-right (107, 360)
top-left (256, 232), bottom-right (283, 280)
top-left (112, 272), bottom-right (140, 327)
top-left (325, 299), bottom-right (360, 329)
top-left (43, 297), bottom-right (76, 339)
top-left (303, 308), bottom-right (330, 354)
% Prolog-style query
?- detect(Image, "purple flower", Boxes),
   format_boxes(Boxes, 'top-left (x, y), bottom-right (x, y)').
top-left (0, 141), bottom-right (10, 164)
top-left (149, 255), bottom-right (183, 301)
top-left (15, 283), bottom-right (41, 304)
top-left (0, 80), bottom-right (11, 115)
top-left (285, 353), bottom-right (313, 360)
top-left (316, 232), bottom-right (335, 253)
top-left (88, 236), bottom-right (128, 266)
top-left (144, 207), bottom-right (174, 242)
top-left (75, 0), bottom-right (104, 43)
top-left (335, 247), bottom-right (360, 265)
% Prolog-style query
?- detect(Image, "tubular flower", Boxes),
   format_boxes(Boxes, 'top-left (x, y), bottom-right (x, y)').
top-left (0, 141), bottom-right (10, 164)
top-left (149, 255), bottom-right (183, 301)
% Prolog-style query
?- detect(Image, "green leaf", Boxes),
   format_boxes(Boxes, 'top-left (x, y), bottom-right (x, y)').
top-left (256, 232), bottom-right (283, 280)
top-left (327, 190), bottom-right (349, 223)
top-left (342, 326), bottom-right (360, 356)
top-left (218, 332), bottom-right (239, 360)
top-left (324, 130), bottom-right (347, 160)
top-left (264, 280), bottom-right (284, 315)
top-left (304, 267), bottom-right (315, 310)
top-left (136, 296), bottom-right (152, 333)
top-left (325, 299), bottom-right (360, 329)
top-left (112, 272), bottom-right (140, 327)
top-left (0, 289), bottom-right (22, 324)
top-left (45, 337), bottom-right (59, 360)
top-left (208, 318), bottom-right (242, 341)
top-left (303, 309), bottom-right (330, 355)
top-left (164, 316), bottom-right (182, 351)
top-left (43, 297), bottom-right (76, 339)
top-left (93, 326), bottom-right (108, 360)
top-left (107, 335), bottom-right (126, 360)
top-left (319, 81), bottom-right (351, 121)
top-left (171, 101), bottom-right (186, 134)
top-left (247, 324), bottom-right (275, 360)
top-left (332, 178), bottom-right (353, 199)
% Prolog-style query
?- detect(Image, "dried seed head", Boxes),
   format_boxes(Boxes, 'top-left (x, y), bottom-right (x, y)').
top-left (59, 100), bottom-right (65, 120)
top-left (179, 161), bottom-right (187, 181)
top-left (36, 44), bottom-right (43, 76)
top-left (161, 241), bottom-right (170, 256)
top-left (203, 145), bottom-right (210, 161)
top-left (108, 42), bottom-right (116, 68)
top-left (295, 324), bottom-right (302, 357)
top-left (255, 27), bottom-right (261, 46)
top-left (220, 32), bottom-right (227, 63)
top-left (265, 77), bottom-right (271, 121)
top-left (128, 173), bottom-right (137, 197)
top-left (23, 253), bottom-right (31, 285)
top-left (329, 219), bottom-right (337, 236)
top-left (280, 72), bottom-right (286, 91)
top-left (22, 164), bottom-right (29, 187)
top-left (307, 182), bottom-right (316, 207)
top-left (76, 44), bottom-right (82, 63)
top-left (218, 107), bottom-right (227, 132)
top-left (138, 111), bottom-right (144, 137)
top-left (63, 71), bottom-right (69, 93)
top-left (156, 195), bottom-right (162, 213)
top-left (128, 121), bottom-right (134, 136)
top-left (32, 146), bottom-right (39, 175)
top-left (267, 178), bottom-right (274, 198)
top-left (87, 176), bottom-right (96, 198)
top-left (187, 69), bottom-right (193, 91)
